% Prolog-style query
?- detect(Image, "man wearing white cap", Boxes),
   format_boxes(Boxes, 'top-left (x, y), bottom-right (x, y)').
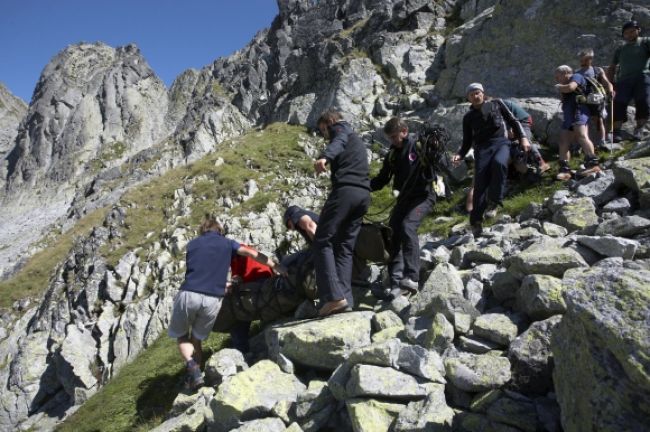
top-left (452, 83), bottom-right (530, 236)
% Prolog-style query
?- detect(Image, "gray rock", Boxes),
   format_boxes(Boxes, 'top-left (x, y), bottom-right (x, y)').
top-left (405, 315), bottom-right (434, 346)
top-left (444, 353), bottom-right (511, 392)
top-left (230, 418), bottom-right (287, 432)
top-left (508, 315), bottom-right (562, 395)
top-left (414, 263), bottom-right (465, 317)
top-left (346, 398), bottom-right (406, 432)
top-left (151, 391), bottom-right (211, 432)
top-left (552, 197), bottom-right (599, 232)
top-left (291, 380), bottom-right (334, 431)
top-left (458, 335), bottom-right (501, 354)
top-left (464, 245), bottom-right (504, 264)
top-left (347, 338), bottom-right (401, 368)
top-left (453, 312), bottom-right (472, 335)
top-left (209, 360), bottom-right (306, 432)
top-left (594, 215), bottom-right (650, 237)
top-left (490, 271), bottom-right (520, 302)
top-left (472, 313), bottom-right (518, 347)
top-left (575, 170), bottom-right (618, 205)
top-left (396, 344), bottom-right (446, 383)
top-left (346, 364), bottom-right (427, 399)
top-left (423, 313), bottom-right (454, 353)
top-left (507, 239), bottom-right (588, 278)
top-left (613, 157), bottom-right (650, 192)
top-left (515, 274), bottom-right (566, 320)
top-left (204, 348), bottom-right (248, 387)
top-left (552, 259), bottom-right (650, 432)
top-left (372, 310), bottom-right (403, 332)
top-left (55, 325), bottom-right (98, 402)
top-left (392, 385), bottom-right (454, 431)
top-left (170, 386), bottom-right (215, 417)
top-left (486, 396), bottom-right (538, 432)
top-left (541, 222), bottom-right (568, 238)
top-left (576, 235), bottom-right (639, 259)
top-left (602, 197), bottom-right (631, 215)
top-left (265, 311), bottom-right (373, 370)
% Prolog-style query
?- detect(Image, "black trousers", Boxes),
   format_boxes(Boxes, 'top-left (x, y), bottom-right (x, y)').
top-left (313, 185), bottom-right (370, 306)
top-left (470, 138), bottom-right (510, 225)
top-left (388, 193), bottom-right (435, 286)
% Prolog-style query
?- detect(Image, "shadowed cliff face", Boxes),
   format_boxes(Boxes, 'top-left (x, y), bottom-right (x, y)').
top-left (0, 83), bottom-right (27, 191)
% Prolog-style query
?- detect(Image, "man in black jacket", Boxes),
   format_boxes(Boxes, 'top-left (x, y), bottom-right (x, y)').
top-left (370, 117), bottom-right (435, 296)
top-left (313, 110), bottom-right (371, 316)
top-left (452, 83), bottom-right (530, 236)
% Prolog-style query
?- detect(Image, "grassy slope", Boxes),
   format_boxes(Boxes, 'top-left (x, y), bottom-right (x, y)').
top-left (57, 124), bottom-right (313, 431)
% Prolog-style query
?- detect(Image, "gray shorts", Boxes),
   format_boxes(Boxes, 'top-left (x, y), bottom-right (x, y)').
top-left (168, 290), bottom-right (223, 341)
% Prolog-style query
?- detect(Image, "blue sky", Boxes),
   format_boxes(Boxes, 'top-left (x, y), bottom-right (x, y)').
top-left (0, 1), bottom-right (279, 103)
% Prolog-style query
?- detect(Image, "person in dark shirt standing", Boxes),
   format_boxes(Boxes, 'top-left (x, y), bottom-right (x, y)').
top-left (452, 83), bottom-right (530, 236)
top-left (607, 20), bottom-right (650, 142)
top-left (168, 217), bottom-right (283, 390)
top-left (370, 117), bottom-right (435, 296)
top-left (313, 110), bottom-right (371, 317)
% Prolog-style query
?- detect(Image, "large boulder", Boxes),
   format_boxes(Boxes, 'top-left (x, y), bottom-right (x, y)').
top-left (508, 315), bottom-right (562, 395)
top-left (594, 215), bottom-right (650, 237)
top-left (551, 197), bottom-right (599, 232)
top-left (346, 398), bottom-right (406, 432)
top-left (444, 353), bottom-right (512, 392)
top-left (392, 385), bottom-right (455, 431)
top-left (471, 313), bottom-right (518, 347)
top-left (515, 274), bottom-right (566, 320)
top-left (507, 239), bottom-right (588, 278)
top-left (552, 259), bottom-right (650, 431)
top-left (346, 364), bottom-right (428, 399)
top-left (613, 157), bottom-right (650, 192)
top-left (209, 360), bottom-right (306, 432)
top-left (411, 263), bottom-right (479, 319)
top-left (266, 312), bottom-right (373, 370)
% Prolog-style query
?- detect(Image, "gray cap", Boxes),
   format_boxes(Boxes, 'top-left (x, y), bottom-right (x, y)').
top-left (466, 82), bottom-right (484, 95)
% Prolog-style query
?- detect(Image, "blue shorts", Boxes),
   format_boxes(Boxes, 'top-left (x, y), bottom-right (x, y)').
top-left (614, 74), bottom-right (650, 122)
top-left (562, 103), bottom-right (590, 130)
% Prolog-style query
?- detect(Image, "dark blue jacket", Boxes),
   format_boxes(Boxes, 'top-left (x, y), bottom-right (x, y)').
top-left (319, 121), bottom-right (370, 190)
top-left (181, 231), bottom-right (240, 297)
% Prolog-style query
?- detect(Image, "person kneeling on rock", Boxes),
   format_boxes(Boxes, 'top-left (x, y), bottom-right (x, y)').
top-left (167, 216), bottom-right (285, 391)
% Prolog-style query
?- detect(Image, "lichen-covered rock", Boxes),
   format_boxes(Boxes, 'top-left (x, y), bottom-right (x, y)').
top-left (515, 274), bottom-right (566, 320)
top-left (508, 315), bottom-right (562, 395)
top-left (346, 364), bottom-right (427, 399)
top-left (151, 388), bottom-right (212, 432)
top-left (230, 417), bottom-right (287, 432)
top-left (471, 313), bottom-right (518, 347)
top-left (204, 348), bottom-right (248, 387)
top-left (486, 395), bottom-right (538, 432)
top-left (392, 385), bottom-right (454, 431)
top-left (576, 235), bottom-right (639, 259)
top-left (551, 197), bottom-right (598, 232)
top-left (290, 380), bottom-right (334, 432)
top-left (541, 222), bottom-right (568, 238)
top-left (266, 312), bottom-right (373, 370)
top-left (372, 310), bottom-right (403, 332)
top-left (594, 215), bottom-right (650, 237)
top-left (396, 344), bottom-right (446, 383)
top-left (458, 335), bottom-right (501, 354)
top-left (411, 263), bottom-right (466, 317)
top-left (444, 353), bottom-right (511, 392)
top-left (552, 259), bottom-right (650, 432)
top-left (464, 245), bottom-right (504, 264)
top-left (489, 270), bottom-right (520, 301)
top-left (613, 157), bottom-right (650, 192)
top-left (170, 387), bottom-right (215, 417)
top-left (209, 360), bottom-right (306, 432)
top-left (346, 398), bottom-right (405, 432)
top-left (507, 239), bottom-right (588, 278)
top-left (423, 313), bottom-right (454, 353)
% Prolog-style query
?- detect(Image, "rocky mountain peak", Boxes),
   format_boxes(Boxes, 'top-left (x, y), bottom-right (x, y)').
top-left (5, 42), bottom-right (169, 193)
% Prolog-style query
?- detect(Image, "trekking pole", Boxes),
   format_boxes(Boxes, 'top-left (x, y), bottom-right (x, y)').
top-left (609, 95), bottom-right (614, 155)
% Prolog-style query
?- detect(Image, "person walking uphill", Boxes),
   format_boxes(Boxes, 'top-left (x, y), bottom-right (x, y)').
top-left (168, 217), bottom-right (284, 390)
top-left (370, 117), bottom-right (435, 297)
top-left (313, 110), bottom-right (371, 317)
top-left (607, 20), bottom-right (650, 142)
top-left (452, 83), bottom-right (531, 237)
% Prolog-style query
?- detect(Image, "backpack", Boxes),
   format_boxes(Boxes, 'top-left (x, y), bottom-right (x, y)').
top-left (576, 69), bottom-right (607, 105)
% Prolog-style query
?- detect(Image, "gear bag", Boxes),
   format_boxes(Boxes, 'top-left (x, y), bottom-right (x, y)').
top-left (355, 222), bottom-right (393, 263)
top-left (576, 72), bottom-right (606, 106)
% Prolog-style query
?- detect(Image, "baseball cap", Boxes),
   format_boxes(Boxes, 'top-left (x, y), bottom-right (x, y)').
top-left (622, 20), bottom-right (640, 35)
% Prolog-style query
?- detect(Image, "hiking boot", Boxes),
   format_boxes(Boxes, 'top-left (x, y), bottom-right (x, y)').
top-left (184, 360), bottom-right (204, 391)
top-left (556, 160), bottom-right (573, 181)
top-left (318, 299), bottom-right (349, 317)
top-left (399, 278), bottom-right (419, 294)
top-left (612, 129), bottom-right (623, 143)
top-left (577, 156), bottom-right (601, 177)
top-left (471, 222), bottom-right (483, 237)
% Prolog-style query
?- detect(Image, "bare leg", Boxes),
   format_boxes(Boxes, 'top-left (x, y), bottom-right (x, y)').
top-left (178, 335), bottom-right (202, 365)
top-left (466, 185), bottom-right (474, 213)
top-left (574, 125), bottom-right (596, 158)
top-left (558, 130), bottom-right (571, 162)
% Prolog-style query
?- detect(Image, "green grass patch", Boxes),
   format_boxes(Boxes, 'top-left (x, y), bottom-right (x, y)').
top-left (58, 332), bottom-right (229, 432)
top-left (0, 208), bottom-right (109, 310)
